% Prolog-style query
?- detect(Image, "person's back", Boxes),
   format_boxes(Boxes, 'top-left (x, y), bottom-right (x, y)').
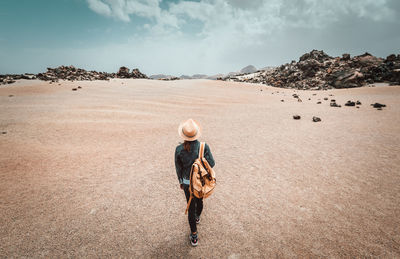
top-left (174, 119), bottom-right (215, 246)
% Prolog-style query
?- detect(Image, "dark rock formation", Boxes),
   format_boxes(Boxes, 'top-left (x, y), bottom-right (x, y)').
top-left (1, 65), bottom-right (147, 85)
top-left (371, 103), bottom-right (386, 108)
top-left (222, 49), bottom-right (400, 89)
top-left (345, 101), bottom-right (356, 106)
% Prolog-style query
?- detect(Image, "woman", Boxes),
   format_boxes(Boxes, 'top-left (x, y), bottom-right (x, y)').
top-left (174, 119), bottom-right (215, 247)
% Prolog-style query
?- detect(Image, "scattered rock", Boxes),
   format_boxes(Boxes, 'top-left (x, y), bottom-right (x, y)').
top-left (293, 94), bottom-right (299, 98)
top-left (78, 86), bottom-right (82, 89)
top-left (312, 116), bottom-right (321, 122)
top-left (356, 100), bottom-right (362, 105)
top-left (281, 100), bottom-right (284, 102)
top-left (345, 101), bottom-right (356, 106)
top-left (317, 101), bottom-right (321, 104)
top-left (324, 97), bottom-right (328, 100)
top-left (371, 103), bottom-right (386, 108)
top-left (8, 95), bottom-right (13, 97)
top-left (293, 115), bottom-right (301, 120)
top-left (377, 108), bottom-right (383, 110)
top-left (330, 102), bottom-right (341, 107)
top-left (1, 131), bottom-right (6, 134)
top-left (72, 88), bottom-right (77, 91)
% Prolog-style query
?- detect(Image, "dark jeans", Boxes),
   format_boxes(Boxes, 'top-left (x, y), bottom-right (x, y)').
top-left (183, 185), bottom-right (203, 233)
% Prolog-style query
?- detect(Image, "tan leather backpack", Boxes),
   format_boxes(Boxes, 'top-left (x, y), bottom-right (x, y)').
top-left (185, 142), bottom-right (216, 214)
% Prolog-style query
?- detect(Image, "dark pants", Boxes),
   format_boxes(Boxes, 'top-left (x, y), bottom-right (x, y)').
top-left (183, 185), bottom-right (203, 233)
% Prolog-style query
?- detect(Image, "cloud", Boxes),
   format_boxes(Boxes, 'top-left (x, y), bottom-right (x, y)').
top-left (87, 0), bottom-right (112, 17)
top-left (81, 0), bottom-right (400, 75)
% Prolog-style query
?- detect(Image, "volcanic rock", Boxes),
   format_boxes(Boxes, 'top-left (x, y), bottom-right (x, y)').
top-left (293, 115), bottom-right (301, 120)
top-left (342, 54), bottom-right (351, 61)
top-left (345, 101), bottom-right (356, 106)
top-left (117, 66), bottom-right (130, 78)
top-left (312, 116), bottom-right (321, 122)
top-left (222, 49), bottom-right (400, 89)
top-left (371, 103), bottom-right (386, 108)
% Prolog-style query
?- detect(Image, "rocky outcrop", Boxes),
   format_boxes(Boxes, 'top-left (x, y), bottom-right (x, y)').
top-left (223, 50), bottom-right (400, 89)
top-left (1, 66), bottom-right (147, 85)
top-left (0, 74), bottom-right (36, 85)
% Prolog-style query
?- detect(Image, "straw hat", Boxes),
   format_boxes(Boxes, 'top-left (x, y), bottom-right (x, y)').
top-left (178, 119), bottom-right (201, 141)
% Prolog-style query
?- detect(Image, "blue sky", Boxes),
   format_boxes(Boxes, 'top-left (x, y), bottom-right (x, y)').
top-left (0, 0), bottom-right (399, 76)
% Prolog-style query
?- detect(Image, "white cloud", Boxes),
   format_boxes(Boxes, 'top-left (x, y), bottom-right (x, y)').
top-left (87, 0), bottom-right (112, 17)
top-left (81, 0), bottom-right (400, 75)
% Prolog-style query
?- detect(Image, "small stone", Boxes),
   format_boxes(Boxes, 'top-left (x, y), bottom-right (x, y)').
top-left (312, 116), bottom-right (321, 122)
top-left (78, 86), bottom-right (82, 89)
top-left (345, 101), bottom-right (356, 106)
top-left (356, 100), bottom-right (361, 105)
top-left (281, 100), bottom-right (284, 102)
top-left (72, 88), bottom-right (77, 91)
top-left (8, 95), bottom-right (14, 97)
top-left (324, 97), bottom-right (328, 100)
top-left (293, 115), bottom-right (301, 120)
top-left (1, 131), bottom-right (6, 134)
top-left (377, 108), bottom-right (382, 110)
top-left (317, 101), bottom-right (321, 104)
top-left (293, 94), bottom-right (299, 98)
top-left (330, 99), bottom-right (336, 102)
top-left (371, 103), bottom-right (386, 108)
top-left (308, 98), bottom-right (311, 100)
top-left (356, 106), bottom-right (360, 108)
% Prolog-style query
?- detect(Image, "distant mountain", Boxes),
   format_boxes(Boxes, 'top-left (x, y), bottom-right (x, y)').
top-left (149, 74), bottom-right (175, 79)
top-left (240, 65), bottom-right (257, 74)
top-left (207, 73), bottom-right (225, 80)
top-left (191, 74), bottom-right (208, 79)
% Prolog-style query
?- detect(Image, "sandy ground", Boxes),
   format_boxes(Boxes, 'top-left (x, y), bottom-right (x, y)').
top-left (0, 79), bottom-right (399, 258)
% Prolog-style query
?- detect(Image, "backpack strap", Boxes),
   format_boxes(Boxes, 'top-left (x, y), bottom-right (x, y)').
top-left (199, 142), bottom-right (205, 159)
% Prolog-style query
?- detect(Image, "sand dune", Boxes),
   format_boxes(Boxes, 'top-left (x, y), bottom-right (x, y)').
top-left (1, 79), bottom-right (399, 257)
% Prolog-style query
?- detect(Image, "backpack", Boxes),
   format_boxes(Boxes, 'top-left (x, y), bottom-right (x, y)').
top-left (185, 142), bottom-right (216, 214)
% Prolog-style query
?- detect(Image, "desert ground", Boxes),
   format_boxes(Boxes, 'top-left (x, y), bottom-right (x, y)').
top-left (0, 79), bottom-right (399, 258)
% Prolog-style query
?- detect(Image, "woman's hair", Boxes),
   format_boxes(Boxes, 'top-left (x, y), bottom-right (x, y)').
top-left (183, 140), bottom-right (191, 152)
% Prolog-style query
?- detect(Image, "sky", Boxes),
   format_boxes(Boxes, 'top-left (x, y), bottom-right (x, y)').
top-left (0, 0), bottom-right (399, 76)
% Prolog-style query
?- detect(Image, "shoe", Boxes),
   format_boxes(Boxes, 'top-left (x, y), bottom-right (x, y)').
top-left (189, 233), bottom-right (198, 247)
top-left (195, 215), bottom-right (200, 224)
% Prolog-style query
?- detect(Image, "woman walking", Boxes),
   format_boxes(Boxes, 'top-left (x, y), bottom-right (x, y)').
top-left (175, 119), bottom-right (215, 246)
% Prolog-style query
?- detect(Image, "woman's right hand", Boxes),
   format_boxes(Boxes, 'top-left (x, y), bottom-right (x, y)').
top-left (180, 184), bottom-right (183, 190)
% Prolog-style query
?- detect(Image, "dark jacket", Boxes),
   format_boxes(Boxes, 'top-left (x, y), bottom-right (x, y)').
top-left (175, 140), bottom-right (215, 185)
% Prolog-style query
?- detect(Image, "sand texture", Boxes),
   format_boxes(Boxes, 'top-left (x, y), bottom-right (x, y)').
top-left (1, 79), bottom-right (400, 258)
